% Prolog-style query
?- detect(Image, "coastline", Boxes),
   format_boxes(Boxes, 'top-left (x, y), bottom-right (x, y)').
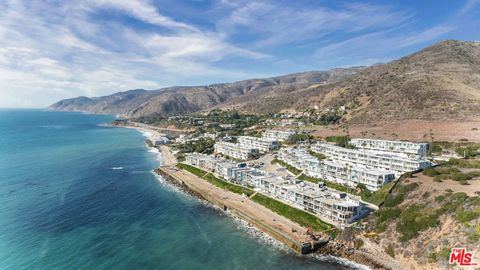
top-left (118, 122), bottom-right (402, 270)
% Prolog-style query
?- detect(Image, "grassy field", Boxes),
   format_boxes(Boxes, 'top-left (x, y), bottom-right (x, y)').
top-left (251, 193), bottom-right (336, 237)
top-left (203, 173), bottom-right (254, 196)
top-left (176, 163), bottom-right (254, 196)
top-left (176, 163), bottom-right (207, 177)
top-left (176, 163), bottom-right (337, 237)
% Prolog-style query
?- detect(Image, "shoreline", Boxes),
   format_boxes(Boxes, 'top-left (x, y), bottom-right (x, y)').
top-left (117, 122), bottom-right (401, 270)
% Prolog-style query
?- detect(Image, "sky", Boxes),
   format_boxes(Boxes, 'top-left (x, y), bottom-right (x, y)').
top-left (0, 0), bottom-right (479, 108)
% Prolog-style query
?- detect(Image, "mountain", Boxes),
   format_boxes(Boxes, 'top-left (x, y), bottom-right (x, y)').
top-left (50, 40), bottom-right (480, 123)
top-left (48, 69), bottom-right (363, 117)
top-left (220, 40), bottom-right (480, 123)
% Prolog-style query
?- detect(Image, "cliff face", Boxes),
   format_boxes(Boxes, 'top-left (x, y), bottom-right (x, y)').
top-left (50, 40), bottom-right (480, 123)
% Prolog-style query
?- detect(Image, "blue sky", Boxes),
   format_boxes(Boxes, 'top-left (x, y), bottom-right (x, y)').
top-left (0, 0), bottom-right (479, 107)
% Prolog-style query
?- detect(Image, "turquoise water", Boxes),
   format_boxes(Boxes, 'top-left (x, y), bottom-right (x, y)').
top-left (0, 109), bottom-right (353, 270)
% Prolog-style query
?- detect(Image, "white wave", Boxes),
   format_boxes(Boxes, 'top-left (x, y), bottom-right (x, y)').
top-left (111, 167), bottom-right (123, 170)
top-left (140, 131), bottom-right (153, 138)
top-left (40, 125), bottom-right (68, 129)
top-left (231, 215), bottom-right (290, 252)
top-left (147, 147), bottom-right (163, 166)
top-left (311, 254), bottom-right (371, 270)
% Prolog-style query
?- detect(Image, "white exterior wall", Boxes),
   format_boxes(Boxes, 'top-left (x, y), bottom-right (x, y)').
top-left (262, 130), bottom-right (295, 142)
top-left (350, 138), bottom-right (429, 159)
top-left (311, 143), bottom-right (431, 176)
top-left (237, 136), bottom-right (279, 153)
top-left (278, 148), bottom-right (395, 191)
top-left (185, 153), bottom-right (368, 224)
top-left (214, 141), bottom-right (258, 160)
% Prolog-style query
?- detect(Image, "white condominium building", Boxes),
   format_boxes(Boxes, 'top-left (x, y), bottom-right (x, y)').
top-left (278, 148), bottom-right (395, 191)
top-left (311, 160), bottom-right (395, 191)
top-left (350, 138), bottom-right (430, 159)
top-left (183, 154), bottom-right (368, 225)
top-left (311, 143), bottom-right (431, 176)
top-left (262, 129), bottom-right (295, 142)
top-left (278, 148), bottom-right (320, 173)
top-left (214, 141), bottom-right (259, 160)
top-left (185, 153), bottom-right (219, 172)
top-left (256, 177), bottom-right (369, 224)
top-left (237, 136), bottom-right (279, 153)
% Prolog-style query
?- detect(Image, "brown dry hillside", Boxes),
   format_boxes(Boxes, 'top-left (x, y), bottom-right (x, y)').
top-left (49, 68), bottom-right (361, 117)
top-left (50, 40), bottom-right (480, 125)
top-left (222, 40), bottom-right (480, 123)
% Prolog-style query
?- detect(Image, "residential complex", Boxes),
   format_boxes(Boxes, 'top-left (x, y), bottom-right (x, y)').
top-left (184, 153), bottom-right (369, 225)
top-left (214, 141), bottom-right (259, 160)
top-left (311, 142), bottom-right (431, 177)
top-left (262, 129), bottom-right (295, 142)
top-left (350, 138), bottom-right (429, 159)
top-left (213, 135), bottom-right (278, 160)
top-left (237, 136), bottom-right (279, 153)
top-left (278, 148), bottom-right (396, 191)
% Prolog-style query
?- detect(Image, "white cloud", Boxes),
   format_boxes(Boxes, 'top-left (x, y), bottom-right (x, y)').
top-left (217, 0), bottom-right (411, 47)
top-left (84, 0), bottom-right (198, 32)
top-left (313, 25), bottom-right (453, 66)
top-left (0, 0), bottom-right (268, 107)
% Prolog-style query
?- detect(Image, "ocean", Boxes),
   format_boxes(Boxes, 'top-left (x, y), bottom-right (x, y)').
top-left (0, 109), bottom-right (356, 270)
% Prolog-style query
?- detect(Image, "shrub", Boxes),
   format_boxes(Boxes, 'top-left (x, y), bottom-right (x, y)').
top-left (377, 207), bottom-right (401, 223)
top-left (383, 193), bottom-right (405, 207)
top-left (397, 204), bottom-right (439, 241)
top-left (455, 209), bottom-right (480, 223)
top-left (385, 244), bottom-right (395, 257)
top-left (354, 238), bottom-right (364, 249)
top-left (423, 167), bottom-right (439, 177)
top-left (435, 195), bottom-right (445, 202)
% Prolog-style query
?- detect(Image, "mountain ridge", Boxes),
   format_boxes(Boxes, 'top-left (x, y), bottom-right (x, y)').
top-left (50, 40), bottom-right (480, 123)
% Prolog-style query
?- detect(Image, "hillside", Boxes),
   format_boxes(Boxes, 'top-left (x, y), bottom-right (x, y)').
top-left (50, 40), bottom-right (480, 124)
top-left (361, 158), bottom-right (480, 269)
top-left (49, 69), bottom-right (361, 117)
top-left (224, 40), bottom-right (480, 123)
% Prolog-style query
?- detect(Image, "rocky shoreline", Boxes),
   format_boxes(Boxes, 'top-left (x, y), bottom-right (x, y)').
top-left (154, 167), bottom-right (406, 270)
top-left (154, 168), bottom-right (208, 201)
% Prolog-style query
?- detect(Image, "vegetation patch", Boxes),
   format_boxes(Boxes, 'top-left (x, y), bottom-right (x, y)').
top-left (203, 173), bottom-right (254, 196)
top-left (176, 163), bottom-right (254, 196)
top-left (176, 163), bottom-right (207, 177)
top-left (376, 207), bottom-right (402, 223)
top-left (251, 193), bottom-right (336, 236)
top-left (271, 158), bottom-right (302, 175)
top-left (362, 181), bottom-right (397, 206)
top-left (381, 182), bottom-right (418, 207)
top-left (308, 150), bottom-right (327, 161)
top-left (297, 174), bottom-right (321, 184)
top-left (324, 136), bottom-right (355, 148)
top-left (171, 138), bottom-right (215, 155)
top-left (286, 133), bottom-right (314, 144)
top-left (396, 204), bottom-right (439, 241)
top-left (447, 158), bottom-right (480, 168)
